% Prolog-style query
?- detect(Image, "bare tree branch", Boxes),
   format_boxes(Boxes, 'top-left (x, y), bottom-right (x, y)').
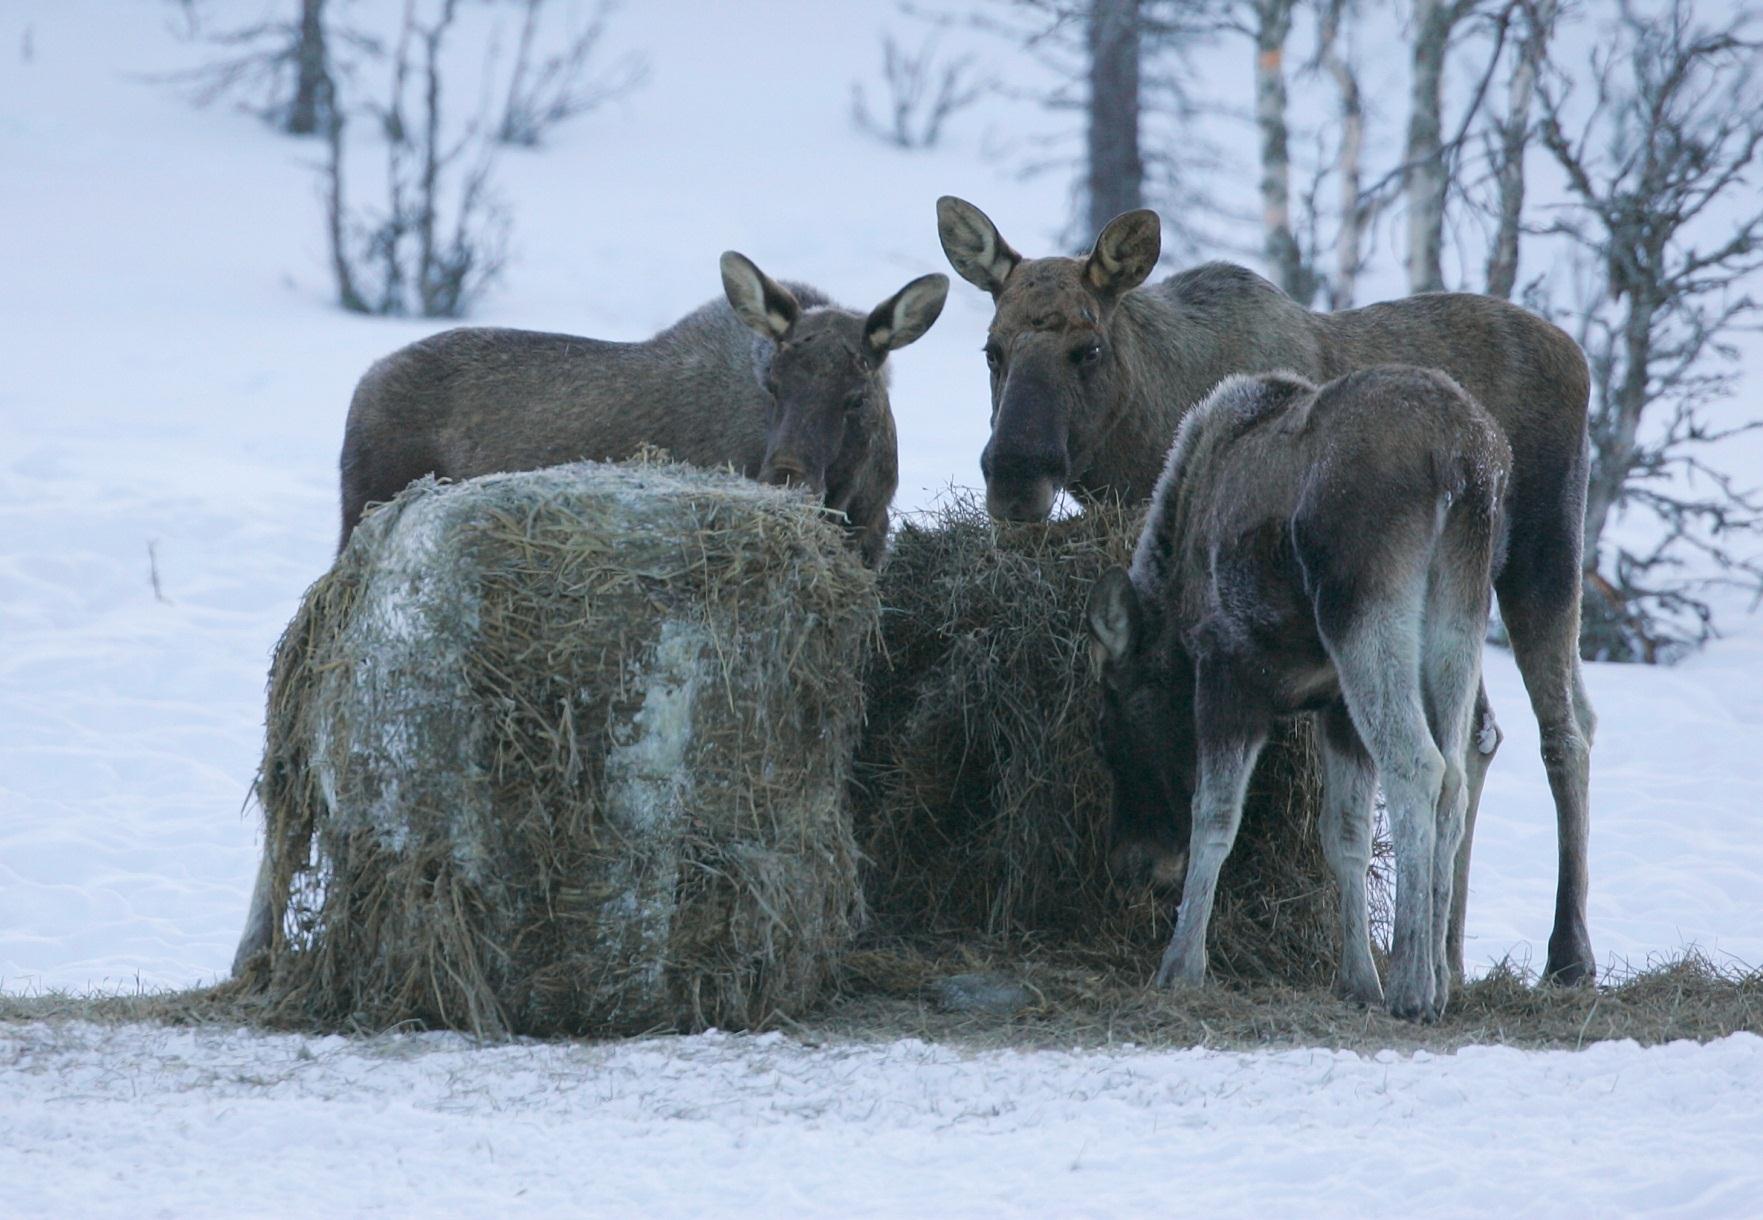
top-left (1536, 0), bottom-right (1763, 659)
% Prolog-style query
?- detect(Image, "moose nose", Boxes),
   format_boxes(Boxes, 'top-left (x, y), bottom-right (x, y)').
top-left (981, 443), bottom-right (1065, 522)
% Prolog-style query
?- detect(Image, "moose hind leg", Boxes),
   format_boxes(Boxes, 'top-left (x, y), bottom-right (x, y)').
top-left (1324, 601), bottom-right (1445, 1022)
top-left (1449, 683), bottom-right (1502, 988)
top-left (1420, 571), bottom-right (1489, 1015)
top-left (1497, 564), bottom-right (1596, 985)
top-left (1319, 702), bottom-right (1383, 1007)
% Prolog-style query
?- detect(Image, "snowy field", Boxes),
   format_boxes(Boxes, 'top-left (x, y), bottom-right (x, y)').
top-left (3, 1), bottom-right (1762, 1214)
top-left (6, 1023), bottom-right (1763, 1218)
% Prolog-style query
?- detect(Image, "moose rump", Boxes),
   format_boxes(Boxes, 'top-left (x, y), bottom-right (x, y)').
top-left (1087, 367), bottom-right (1512, 1021)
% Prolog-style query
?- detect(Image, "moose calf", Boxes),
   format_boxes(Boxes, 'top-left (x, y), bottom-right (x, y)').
top-left (1086, 366), bottom-right (1512, 1021)
top-left (336, 254), bottom-right (949, 567)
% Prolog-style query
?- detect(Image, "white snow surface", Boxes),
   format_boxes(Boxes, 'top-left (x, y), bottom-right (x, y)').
top-left (4, 1), bottom-right (1763, 1214)
top-left (6, 1022), bottom-right (1763, 1219)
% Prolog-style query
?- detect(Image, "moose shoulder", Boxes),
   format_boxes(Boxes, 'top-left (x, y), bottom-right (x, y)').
top-left (336, 254), bottom-right (949, 568)
top-left (939, 196), bottom-right (1597, 986)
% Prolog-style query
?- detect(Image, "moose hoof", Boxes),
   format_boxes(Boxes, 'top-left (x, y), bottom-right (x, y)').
top-left (1336, 974), bottom-right (1384, 1009)
top-left (1387, 997), bottom-right (1438, 1024)
top-left (1153, 954), bottom-right (1205, 991)
top-left (1545, 928), bottom-right (1596, 987)
top-left (1386, 975), bottom-right (1438, 1023)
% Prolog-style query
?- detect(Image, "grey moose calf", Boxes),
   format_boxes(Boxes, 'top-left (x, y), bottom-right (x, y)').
top-left (336, 253), bottom-right (949, 567)
top-left (1087, 366), bottom-right (1512, 1021)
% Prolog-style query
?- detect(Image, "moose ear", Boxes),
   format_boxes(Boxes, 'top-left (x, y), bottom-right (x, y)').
top-left (864, 273), bottom-right (949, 361)
top-left (1086, 567), bottom-right (1141, 666)
top-left (936, 196), bottom-right (1021, 296)
top-left (1083, 209), bottom-right (1161, 298)
top-left (720, 251), bottom-right (801, 340)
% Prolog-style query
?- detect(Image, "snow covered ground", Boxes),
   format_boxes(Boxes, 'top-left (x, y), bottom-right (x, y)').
top-left (3, 1), bottom-right (1762, 1214)
top-left (6, 1022), bottom-right (1763, 1218)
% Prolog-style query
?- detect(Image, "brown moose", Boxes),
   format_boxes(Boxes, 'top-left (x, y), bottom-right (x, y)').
top-left (335, 253), bottom-right (949, 567)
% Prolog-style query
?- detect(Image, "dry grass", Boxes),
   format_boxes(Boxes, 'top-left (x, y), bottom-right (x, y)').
top-left (813, 944), bottom-right (1763, 1052)
top-left (7, 951), bottom-right (1758, 1054)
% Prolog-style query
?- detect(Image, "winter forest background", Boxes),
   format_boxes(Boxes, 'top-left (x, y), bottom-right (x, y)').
top-left (162, 0), bottom-right (1763, 661)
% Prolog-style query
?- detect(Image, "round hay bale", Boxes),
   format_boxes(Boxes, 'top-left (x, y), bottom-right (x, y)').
top-left (855, 491), bottom-right (1383, 985)
top-left (249, 459), bottom-right (877, 1036)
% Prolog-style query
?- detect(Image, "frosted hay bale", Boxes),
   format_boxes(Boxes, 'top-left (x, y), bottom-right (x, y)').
top-left (248, 460), bottom-right (877, 1036)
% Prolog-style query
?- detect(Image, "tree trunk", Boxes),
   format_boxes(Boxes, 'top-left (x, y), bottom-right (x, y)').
top-left (1087, 0), bottom-right (1143, 239)
top-left (1484, 0), bottom-right (1555, 299)
top-left (287, 0), bottom-right (329, 136)
top-left (1255, 0), bottom-right (1305, 298)
top-left (1405, 0), bottom-right (1457, 293)
top-left (1316, 0), bottom-right (1364, 308)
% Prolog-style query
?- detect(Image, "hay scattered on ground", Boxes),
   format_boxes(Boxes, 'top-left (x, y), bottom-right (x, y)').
top-left (819, 944), bottom-right (1763, 1052)
top-left (229, 459), bottom-right (878, 1038)
top-left (853, 491), bottom-right (1377, 986)
top-left (11, 952), bottom-right (1758, 1054)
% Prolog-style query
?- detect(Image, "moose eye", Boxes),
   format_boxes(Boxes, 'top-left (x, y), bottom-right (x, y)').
top-left (1072, 340), bottom-right (1104, 367)
top-left (845, 389), bottom-right (865, 413)
top-left (983, 343), bottom-right (1003, 372)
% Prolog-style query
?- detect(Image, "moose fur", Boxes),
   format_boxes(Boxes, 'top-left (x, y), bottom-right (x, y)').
top-left (335, 253), bottom-right (949, 567)
top-left (939, 195), bottom-right (1597, 984)
top-left (1087, 366), bottom-right (1513, 1020)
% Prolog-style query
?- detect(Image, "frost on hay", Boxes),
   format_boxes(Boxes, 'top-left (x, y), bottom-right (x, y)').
top-left (854, 491), bottom-right (1384, 985)
top-left (241, 460), bottom-right (877, 1037)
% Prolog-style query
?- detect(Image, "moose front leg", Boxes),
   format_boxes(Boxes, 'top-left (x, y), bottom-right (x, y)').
top-left (1155, 693), bottom-right (1268, 988)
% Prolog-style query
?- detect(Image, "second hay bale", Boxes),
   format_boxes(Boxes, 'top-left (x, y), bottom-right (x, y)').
top-left (855, 492), bottom-right (1362, 985)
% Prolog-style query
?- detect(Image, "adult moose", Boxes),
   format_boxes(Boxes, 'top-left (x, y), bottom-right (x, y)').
top-left (1087, 367), bottom-right (1512, 1020)
top-left (937, 195), bottom-right (1595, 985)
top-left (336, 253), bottom-right (949, 567)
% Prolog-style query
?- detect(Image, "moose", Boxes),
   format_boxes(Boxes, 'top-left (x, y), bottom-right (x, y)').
top-left (938, 195), bottom-right (1596, 985)
top-left (335, 252), bottom-right (950, 567)
top-left (1087, 366), bottom-right (1512, 1020)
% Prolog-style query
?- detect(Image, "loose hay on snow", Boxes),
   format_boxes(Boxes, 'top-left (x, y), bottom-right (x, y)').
top-left (238, 459), bottom-right (878, 1038)
top-left (854, 491), bottom-right (1385, 986)
top-left (11, 953), bottom-right (1762, 1054)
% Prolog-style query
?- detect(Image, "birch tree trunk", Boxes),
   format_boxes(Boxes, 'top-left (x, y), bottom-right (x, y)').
top-left (1087, 0), bottom-right (1144, 238)
top-left (1405, 0), bottom-right (1462, 293)
top-left (1484, 0), bottom-right (1556, 299)
top-left (1254, 0), bottom-right (1305, 297)
top-left (1316, 0), bottom-right (1365, 308)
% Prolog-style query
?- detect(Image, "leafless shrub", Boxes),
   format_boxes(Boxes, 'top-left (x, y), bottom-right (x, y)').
top-left (851, 33), bottom-right (989, 151)
top-left (326, 0), bottom-right (508, 318)
top-left (493, 0), bottom-right (647, 148)
top-left (1536, 0), bottom-right (1763, 660)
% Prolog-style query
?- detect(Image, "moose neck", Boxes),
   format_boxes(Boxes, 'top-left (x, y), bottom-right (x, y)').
top-left (1081, 268), bottom-right (1322, 502)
